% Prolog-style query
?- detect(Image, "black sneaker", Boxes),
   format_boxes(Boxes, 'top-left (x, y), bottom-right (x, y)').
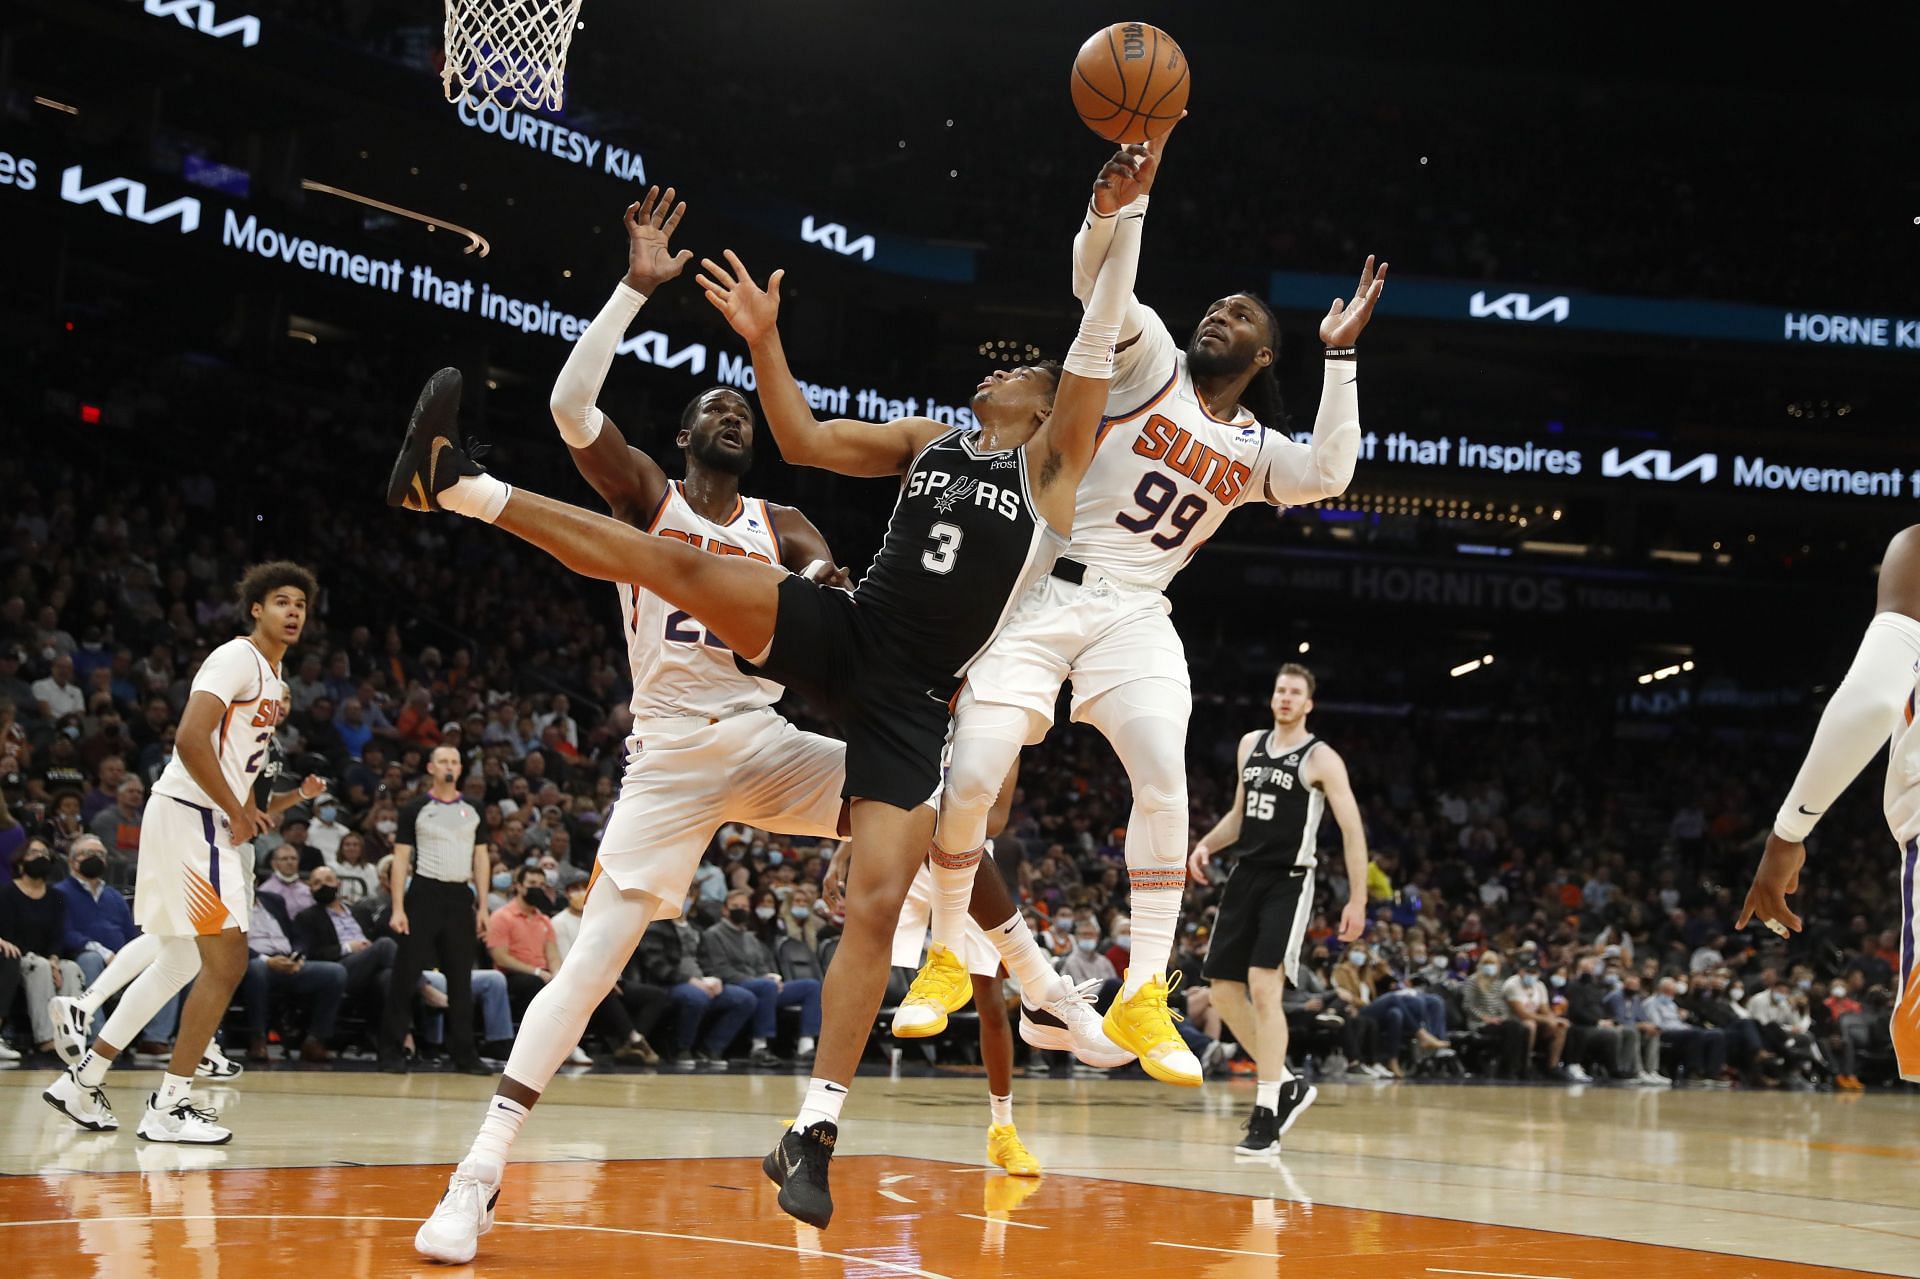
top-left (377, 1053), bottom-right (410, 1074)
top-left (1272, 1078), bottom-right (1319, 1141)
top-left (747, 1047), bottom-right (783, 1068)
top-left (1234, 1105), bottom-right (1279, 1155)
top-left (763, 1121), bottom-right (837, 1227)
top-left (386, 368), bottom-right (487, 512)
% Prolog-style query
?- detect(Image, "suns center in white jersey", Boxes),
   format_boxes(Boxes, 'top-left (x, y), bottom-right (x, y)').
top-left (620, 481), bottom-right (784, 720)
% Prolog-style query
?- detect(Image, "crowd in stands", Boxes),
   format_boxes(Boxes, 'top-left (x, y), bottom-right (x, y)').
top-left (0, 429), bottom-right (1906, 1091)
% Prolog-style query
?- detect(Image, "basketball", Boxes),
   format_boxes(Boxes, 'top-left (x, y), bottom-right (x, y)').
top-left (1070, 21), bottom-right (1189, 144)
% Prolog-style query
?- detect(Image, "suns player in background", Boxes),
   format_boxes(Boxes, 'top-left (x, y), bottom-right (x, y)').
top-left (1188, 663), bottom-right (1368, 1154)
top-left (907, 128), bottom-right (1384, 1085)
top-left (43, 562), bottom-right (315, 1144)
top-left (824, 754), bottom-right (1045, 1178)
top-left (415, 189), bottom-right (852, 1265)
top-left (1740, 523), bottom-right (1920, 1084)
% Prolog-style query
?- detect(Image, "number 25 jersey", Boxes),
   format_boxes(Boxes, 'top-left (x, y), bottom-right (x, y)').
top-left (1071, 307), bottom-right (1297, 592)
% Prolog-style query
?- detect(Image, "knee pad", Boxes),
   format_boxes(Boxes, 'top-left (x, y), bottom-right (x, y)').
top-left (154, 937), bottom-right (204, 984)
top-left (1132, 780), bottom-right (1186, 816)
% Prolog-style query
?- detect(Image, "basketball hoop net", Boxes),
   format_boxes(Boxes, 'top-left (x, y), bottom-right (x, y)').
top-left (442, 0), bottom-right (585, 112)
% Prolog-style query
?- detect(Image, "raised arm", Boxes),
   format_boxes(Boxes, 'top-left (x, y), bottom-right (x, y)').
top-left (1253, 256), bottom-right (1387, 507)
top-left (766, 503), bottom-right (847, 582)
top-left (697, 251), bottom-right (944, 478)
top-left (548, 189), bottom-right (692, 521)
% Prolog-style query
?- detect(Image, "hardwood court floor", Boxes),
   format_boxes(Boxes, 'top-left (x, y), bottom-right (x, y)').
top-left (2, 1065), bottom-right (1915, 1277)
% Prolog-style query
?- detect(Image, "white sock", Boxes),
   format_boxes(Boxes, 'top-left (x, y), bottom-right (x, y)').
top-left (156, 1072), bottom-right (192, 1111)
top-left (752, 1037), bottom-right (768, 1051)
top-left (796, 1036), bottom-right (815, 1055)
top-left (988, 1093), bottom-right (1013, 1127)
top-left (76, 1049), bottom-right (111, 1088)
top-left (442, 473), bottom-right (511, 523)
top-left (927, 841), bottom-right (984, 954)
top-left (77, 932), bottom-right (163, 1014)
top-left (986, 914), bottom-right (1060, 998)
top-left (794, 1078), bottom-right (848, 1131)
top-left (1121, 878), bottom-right (1181, 997)
top-left (1275, 1061), bottom-right (1295, 1083)
top-left (469, 1094), bottom-right (530, 1169)
top-left (1256, 1080), bottom-right (1281, 1111)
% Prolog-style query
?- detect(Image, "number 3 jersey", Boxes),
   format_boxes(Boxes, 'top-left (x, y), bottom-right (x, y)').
top-left (855, 428), bottom-right (1067, 687)
top-left (152, 637), bottom-right (289, 811)
top-left (622, 481), bottom-right (785, 721)
top-left (1073, 307), bottom-right (1298, 591)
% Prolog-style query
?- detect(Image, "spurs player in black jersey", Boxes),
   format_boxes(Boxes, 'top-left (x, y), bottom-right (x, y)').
top-left (386, 147), bottom-right (1156, 1228)
top-left (1188, 663), bottom-right (1368, 1155)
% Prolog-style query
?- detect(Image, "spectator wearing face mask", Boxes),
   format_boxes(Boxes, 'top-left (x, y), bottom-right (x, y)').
top-left (0, 841), bottom-right (85, 1056)
top-left (546, 880), bottom-right (664, 1067)
top-left (1104, 915), bottom-right (1133, 975)
top-left (258, 844), bottom-right (316, 917)
top-left (53, 835), bottom-right (136, 999)
top-left (1819, 982), bottom-right (1869, 1091)
top-left (702, 890), bottom-right (821, 1066)
top-left (1460, 950), bottom-right (1532, 1079)
top-left (1645, 976), bottom-right (1729, 1085)
top-left (1743, 981), bottom-right (1828, 1088)
top-left (291, 865), bottom-right (398, 1014)
top-left (308, 801), bottom-right (349, 861)
top-left (1044, 909), bottom-right (1077, 960)
top-left (639, 915), bottom-right (756, 1067)
top-left (1563, 956), bottom-right (1648, 1082)
top-left (1063, 917), bottom-right (1121, 993)
top-left (487, 865), bottom-right (562, 1024)
top-left (243, 894), bottom-right (349, 1063)
top-left (1501, 952), bottom-right (1583, 1082)
top-left (327, 832), bottom-right (382, 904)
top-left (1601, 972), bottom-right (1671, 1085)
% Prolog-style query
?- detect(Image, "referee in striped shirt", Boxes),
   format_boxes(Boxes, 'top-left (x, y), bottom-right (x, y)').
top-left (380, 744), bottom-right (492, 1074)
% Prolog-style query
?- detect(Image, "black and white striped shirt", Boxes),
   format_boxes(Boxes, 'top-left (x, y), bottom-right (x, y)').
top-left (395, 794), bottom-right (482, 883)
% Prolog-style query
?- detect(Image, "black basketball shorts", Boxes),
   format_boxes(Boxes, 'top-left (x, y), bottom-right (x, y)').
top-left (1203, 861), bottom-right (1316, 984)
top-left (741, 574), bottom-right (953, 812)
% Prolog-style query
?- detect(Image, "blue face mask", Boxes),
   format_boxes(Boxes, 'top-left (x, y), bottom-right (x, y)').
top-left (1077, 938), bottom-right (1097, 952)
top-left (492, 872), bottom-right (512, 890)
top-left (317, 806), bottom-right (336, 824)
top-left (792, 903), bottom-right (811, 920)
top-left (768, 851), bottom-right (784, 866)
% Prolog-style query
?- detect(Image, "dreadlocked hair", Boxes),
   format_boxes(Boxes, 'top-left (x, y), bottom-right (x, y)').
top-left (1239, 294), bottom-right (1290, 431)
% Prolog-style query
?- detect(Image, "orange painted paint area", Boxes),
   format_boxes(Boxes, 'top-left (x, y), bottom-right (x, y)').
top-left (0, 1157), bottom-right (1895, 1279)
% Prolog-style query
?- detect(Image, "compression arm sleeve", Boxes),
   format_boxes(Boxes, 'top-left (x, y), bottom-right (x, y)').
top-left (1064, 197), bottom-right (1146, 379)
top-left (1071, 199), bottom-right (1152, 347)
top-left (1773, 611), bottom-right (1920, 841)
top-left (1259, 362), bottom-right (1361, 506)
top-left (549, 282), bottom-right (647, 447)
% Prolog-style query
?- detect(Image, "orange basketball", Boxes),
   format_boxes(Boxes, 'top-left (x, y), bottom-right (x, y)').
top-left (1070, 22), bottom-right (1189, 145)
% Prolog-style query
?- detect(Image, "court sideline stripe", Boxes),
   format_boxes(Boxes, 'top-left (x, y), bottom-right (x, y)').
top-left (956, 1212), bottom-right (1045, 1229)
top-left (1428, 1268), bottom-right (1571, 1279)
top-left (1151, 1241), bottom-right (1284, 1258)
top-left (0, 1214), bottom-right (957, 1279)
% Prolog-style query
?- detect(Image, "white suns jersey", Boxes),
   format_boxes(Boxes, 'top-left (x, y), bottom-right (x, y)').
top-left (153, 637), bottom-right (289, 812)
top-left (620, 482), bottom-right (785, 721)
top-left (1070, 307), bottom-right (1295, 592)
top-left (1884, 658), bottom-right (1920, 845)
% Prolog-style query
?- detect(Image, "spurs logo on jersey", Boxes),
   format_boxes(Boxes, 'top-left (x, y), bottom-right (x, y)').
top-left (152, 636), bottom-right (289, 813)
top-left (621, 481), bottom-right (785, 721)
top-left (1237, 732), bottom-right (1326, 869)
top-left (859, 429), bottom-right (1067, 682)
top-left (1069, 317), bottom-right (1295, 591)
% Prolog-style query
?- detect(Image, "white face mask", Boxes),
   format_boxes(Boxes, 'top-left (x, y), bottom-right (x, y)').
top-left (1480, 963), bottom-right (1500, 976)
top-left (1673, 981), bottom-right (1689, 996)
top-left (755, 906), bottom-right (776, 921)
top-left (1349, 952), bottom-right (1369, 967)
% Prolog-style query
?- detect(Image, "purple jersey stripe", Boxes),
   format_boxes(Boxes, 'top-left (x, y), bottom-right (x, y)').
top-left (1902, 839), bottom-right (1917, 990)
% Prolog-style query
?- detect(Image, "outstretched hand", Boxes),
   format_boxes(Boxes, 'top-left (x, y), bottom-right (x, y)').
top-left (1091, 112), bottom-right (1185, 215)
top-left (1319, 255), bottom-right (1389, 348)
top-left (623, 186), bottom-right (692, 294)
top-left (697, 250), bottom-right (785, 344)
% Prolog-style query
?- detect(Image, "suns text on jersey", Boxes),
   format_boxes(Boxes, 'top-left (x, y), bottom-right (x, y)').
top-left (1133, 414), bottom-right (1253, 505)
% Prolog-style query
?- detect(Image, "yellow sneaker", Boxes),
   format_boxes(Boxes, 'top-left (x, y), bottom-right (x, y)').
top-left (987, 1122), bottom-right (1042, 1177)
top-left (1102, 970), bottom-right (1202, 1086)
top-left (890, 943), bottom-right (973, 1038)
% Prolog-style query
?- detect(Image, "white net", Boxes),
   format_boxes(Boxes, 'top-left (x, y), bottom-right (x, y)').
top-left (442, 0), bottom-right (585, 112)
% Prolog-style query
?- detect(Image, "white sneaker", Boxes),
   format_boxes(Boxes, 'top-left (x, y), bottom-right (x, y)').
top-left (49, 996), bottom-right (89, 1067)
top-left (197, 1042), bottom-right (245, 1079)
top-left (136, 1095), bottom-right (232, 1145)
top-left (1637, 1070), bottom-right (1671, 1086)
top-left (566, 1047), bottom-right (592, 1066)
top-left (1018, 977), bottom-right (1135, 1068)
top-left (415, 1157), bottom-right (503, 1264)
top-left (1567, 1064), bottom-right (1593, 1083)
top-left (0, 1039), bottom-right (20, 1061)
top-left (43, 1068), bottom-right (117, 1131)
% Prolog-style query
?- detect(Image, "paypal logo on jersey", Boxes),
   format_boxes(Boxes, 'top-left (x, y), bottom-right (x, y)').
top-left (907, 469), bottom-right (1022, 520)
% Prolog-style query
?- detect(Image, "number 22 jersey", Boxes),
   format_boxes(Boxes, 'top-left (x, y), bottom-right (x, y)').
top-left (152, 637), bottom-right (289, 811)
